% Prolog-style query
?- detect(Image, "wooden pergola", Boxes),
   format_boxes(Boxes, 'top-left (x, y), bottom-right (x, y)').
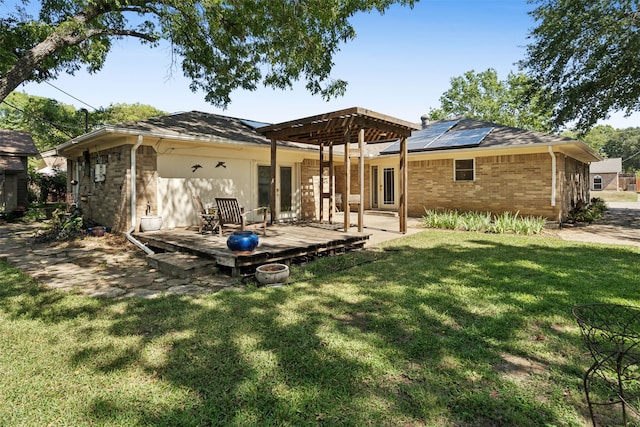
top-left (258, 107), bottom-right (419, 233)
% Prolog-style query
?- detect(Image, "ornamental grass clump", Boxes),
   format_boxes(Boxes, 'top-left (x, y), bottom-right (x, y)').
top-left (422, 209), bottom-right (546, 235)
top-left (460, 211), bottom-right (492, 231)
top-left (422, 209), bottom-right (463, 230)
top-left (488, 211), bottom-right (522, 234)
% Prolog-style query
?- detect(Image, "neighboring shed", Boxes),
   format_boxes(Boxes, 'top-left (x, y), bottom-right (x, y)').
top-left (0, 129), bottom-right (38, 214)
top-left (36, 148), bottom-right (67, 176)
top-left (588, 157), bottom-right (631, 191)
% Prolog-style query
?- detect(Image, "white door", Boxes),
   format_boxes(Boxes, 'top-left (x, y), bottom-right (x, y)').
top-left (258, 165), bottom-right (295, 221)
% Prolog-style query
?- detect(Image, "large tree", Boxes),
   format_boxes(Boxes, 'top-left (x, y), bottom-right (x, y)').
top-left (602, 127), bottom-right (640, 172)
top-left (522, 0), bottom-right (640, 131)
top-left (0, 92), bottom-right (166, 149)
top-left (0, 0), bottom-right (414, 107)
top-left (428, 69), bottom-right (553, 132)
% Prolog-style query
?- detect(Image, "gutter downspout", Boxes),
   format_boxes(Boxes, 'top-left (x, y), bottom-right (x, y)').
top-left (126, 135), bottom-right (154, 255)
top-left (548, 146), bottom-right (557, 207)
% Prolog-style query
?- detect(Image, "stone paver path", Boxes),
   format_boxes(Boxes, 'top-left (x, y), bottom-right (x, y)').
top-left (0, 222), bottom-right (243, 298)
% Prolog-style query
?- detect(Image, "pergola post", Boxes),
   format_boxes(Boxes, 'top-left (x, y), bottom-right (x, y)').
top-left (319, 142), bottom-right (324, 222)
top-left (343, 127), bottom-right (351, 232)
top-left (358, 128), bottom-right (365, 233)
top-left (270, 137), bottom-right (277, 225)
top-left (399, 136), bottom-right (408, 233)
top-left (329, 142), bottom-right (334, 223)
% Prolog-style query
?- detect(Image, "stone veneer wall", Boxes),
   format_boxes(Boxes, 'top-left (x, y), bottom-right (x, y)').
top-left (70, 145), bottom-right (157, 233)
top-left (560, 155), bottom-right (590, 216)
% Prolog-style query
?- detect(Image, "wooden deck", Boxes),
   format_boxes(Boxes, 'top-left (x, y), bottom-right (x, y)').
top-left (133, 223), bottom-right (371, 276)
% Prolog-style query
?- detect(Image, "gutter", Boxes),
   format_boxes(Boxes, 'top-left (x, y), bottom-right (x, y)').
top-left (125, 134), bottom-right (154, 255)
top-left (548, 146), bottom-right (556, 207)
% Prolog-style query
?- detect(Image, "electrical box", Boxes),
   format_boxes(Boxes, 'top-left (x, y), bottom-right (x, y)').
top-left (94, 164), bottom-right (106, 182)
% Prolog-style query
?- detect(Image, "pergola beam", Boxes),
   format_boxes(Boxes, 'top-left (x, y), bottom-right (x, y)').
top-left (259, 107), bottom-right (419, 234)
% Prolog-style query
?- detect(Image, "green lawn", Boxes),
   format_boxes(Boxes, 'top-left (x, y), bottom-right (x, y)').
top-left (594, 190), bottom-right (639, 202)
top-left (1, 230), bottom-right (639, 426)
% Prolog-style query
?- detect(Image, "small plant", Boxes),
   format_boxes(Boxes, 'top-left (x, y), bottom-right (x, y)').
top-left (566, 198), bottom-right (607, 224)
top-left (32, 208), bottom-right (84, 243)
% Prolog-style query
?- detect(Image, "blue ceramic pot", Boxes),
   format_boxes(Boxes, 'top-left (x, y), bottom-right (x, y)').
top-left (227, 231), bottom-right (259, 253)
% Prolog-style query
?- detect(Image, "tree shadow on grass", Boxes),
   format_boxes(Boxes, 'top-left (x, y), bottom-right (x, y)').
top-left (1, 232), bottom-right (639, 425)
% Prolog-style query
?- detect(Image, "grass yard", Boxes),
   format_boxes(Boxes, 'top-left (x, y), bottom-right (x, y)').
top-left (1, 230), bottom-right (640, 426)
top-left (594, 190), bottom-right (639, 202)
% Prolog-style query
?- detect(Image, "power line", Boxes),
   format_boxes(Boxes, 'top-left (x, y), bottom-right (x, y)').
top-left (0, 99), bottom-right (79, 138)
top-left (43, 81), bottom-right (99, 111)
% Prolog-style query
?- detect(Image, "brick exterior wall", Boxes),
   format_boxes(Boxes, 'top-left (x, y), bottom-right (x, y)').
top-left (290, 152), bottom-right (591, 223)
top-left (70, 145), bottom-right (157, 233)
top-left (300, 159), bottom-right (319, 220)
top-left (590, 172), bottom-right (618, 191)
top-left (335, 163), bottom-right (369, 209)
top-left (406, 152), bottom-right (590, 221)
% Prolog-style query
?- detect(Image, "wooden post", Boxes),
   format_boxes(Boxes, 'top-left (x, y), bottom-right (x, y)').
top-left (329, 142), bottom-right (334, 223)
top-left (319, 143), bottom-right (324, 222)
top-left (358, 127), bottom-right (365, 233)
top-left (399, 136), bottom-right (408, 233)
top-left (270, 137), bottom-right (277, 225)
top-left (343, 127), bottom-right (351, 232)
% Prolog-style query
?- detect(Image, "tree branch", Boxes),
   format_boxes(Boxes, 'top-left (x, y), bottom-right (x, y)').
top-left (0, 5), bottom-right (158, 102)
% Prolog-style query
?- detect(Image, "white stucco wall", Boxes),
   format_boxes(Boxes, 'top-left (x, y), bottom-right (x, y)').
top-left (156, 146), bottom-right (305, 228)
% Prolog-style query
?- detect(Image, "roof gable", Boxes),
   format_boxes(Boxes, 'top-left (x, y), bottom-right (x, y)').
top-left (590, 157), bottom-right (622, 173)
top-left (0, 129), bottom-right (38, 156)
top-left (57, 111), bottom-right (316, 153)
top-left (115, 111), bottom-right (272, 145)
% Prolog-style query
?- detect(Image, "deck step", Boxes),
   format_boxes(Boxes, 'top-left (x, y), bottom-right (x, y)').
top-left (147, 252), bottom-right (218, 279)
top-left (364, 210), bottom-right (398, 218)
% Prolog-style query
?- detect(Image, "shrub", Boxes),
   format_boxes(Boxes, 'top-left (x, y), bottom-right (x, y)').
top-left (566, 198), bottom-right (607, 224)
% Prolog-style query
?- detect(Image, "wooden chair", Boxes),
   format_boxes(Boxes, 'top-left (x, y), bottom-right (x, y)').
top-left (192, 196), bottom-right (219, 234)
top-left (215, 197), bottom-right (268, 236)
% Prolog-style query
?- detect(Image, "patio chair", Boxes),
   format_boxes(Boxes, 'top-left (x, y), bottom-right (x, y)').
top-left (192, 195), bottom-right (218, 234)
top-left (215, 197), bottom-right (268, 236)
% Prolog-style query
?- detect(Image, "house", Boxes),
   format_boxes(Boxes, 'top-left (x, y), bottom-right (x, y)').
top-left (55, 111), bottom-right (601, 234)
top-left (588, 158), bottom-right (638, 192)
top-left (36, 148), bottom-right (67, 176)
top-left (0, 129), bottom-right (38, 214)
top-left (55, 111), bottom-right (325, 233)
top-left (333, 117), bottom-right (601, 222)
top-left (589, 158), bottom-right (622, 191)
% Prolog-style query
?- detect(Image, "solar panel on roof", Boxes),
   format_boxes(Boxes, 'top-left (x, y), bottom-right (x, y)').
top-left (240, 119), bottom-right (271, 129)
top-left (425, 127), bottom-right (493, 150)
top-left (381, 120), bottom-right (459, 153)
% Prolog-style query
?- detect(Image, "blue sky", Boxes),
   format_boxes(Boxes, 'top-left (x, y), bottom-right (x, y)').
top-left (12, 0), bottom-right (639, 128)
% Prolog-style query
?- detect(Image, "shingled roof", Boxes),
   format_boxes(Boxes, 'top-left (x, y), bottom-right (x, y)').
top-left (0, 129), bottom-right (38, 156)
top-left (380, 118), bottom-right (601, 163)
top-left (57, 111), bottom-right (315, 153)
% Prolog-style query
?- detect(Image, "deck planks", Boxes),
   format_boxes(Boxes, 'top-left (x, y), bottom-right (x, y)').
top-left (133, 224), bottom-right (370, 276)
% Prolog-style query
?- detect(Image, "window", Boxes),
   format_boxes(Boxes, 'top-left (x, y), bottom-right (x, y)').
top-left (258, 165), bottom-right (271, 207)
top-left (454, 159), bottom-right (474, 181)
top-left (593, 175), bottom-right (602, 190)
